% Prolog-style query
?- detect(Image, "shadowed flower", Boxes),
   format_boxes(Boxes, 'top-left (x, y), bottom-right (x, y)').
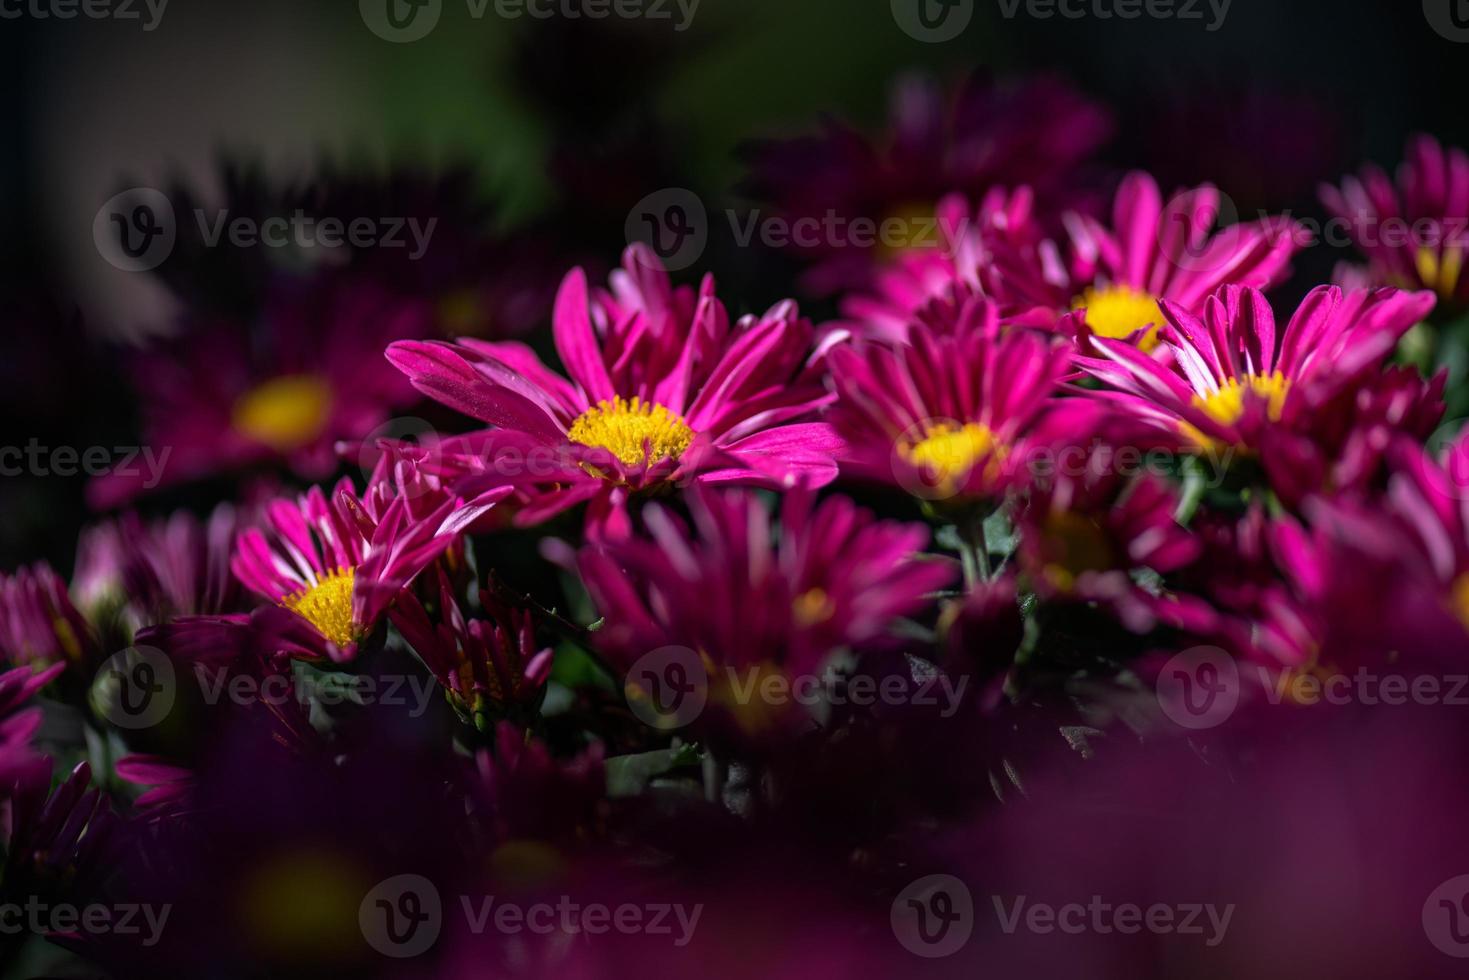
top-left (470, 723), bottom-right (606, 847)
top-left (230, 458), bottom-right (510, 662)
top-left (739, 72), bottom-right (1111, 294)
top-left (390, 569), bottom-right (553, 728)
top-left (1322, 134), bottom-right (1469, 308)
top-left (844, 173), bottom-right (1301, 347)
top-left (572, 488), bottom-right (955, 740)
top-left (1074, 285), bottom-right (1437, 495)
top-left (1017, 442), bottom-right (1212, 634)
top-left (91, 273), bottom-right (433, 509)
top-left (0, 566), bottom-right (99, 672)
top-left (830, 300), bottom-right (1104, 501)
top-left (73, 503), bottom-right (246, 634)
top-left (387, 246), bottom-right (844, 540)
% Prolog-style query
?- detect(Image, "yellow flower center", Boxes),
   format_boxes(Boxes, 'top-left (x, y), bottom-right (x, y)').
top-left (281, 567), bottom-right (358, 648)
top-left (567, 396), bottom-right (695, 467)
top-left (878, 202), bottom-right (935, 259)
top-left (237, 852), bottom-right (368, 960)
top-left (1075, 285), bottom-right (1165, 350)
top-left (1191, 372), bottom-right (1291, 427)
top-left (792, 588), bottom-right (836, 627)
top-left (1041, 511), bottom-right (1115, 593)
top-left (438, 288), bottom-right (487, 336)
top-left (232, 375), bottom-right (333, 452)
top-left (900, 422), bottom-right (998, 491)
top-left (1416, 245), bottom-right (1464, 299)
top-left (1452, 575), bottom-right (1469, 631)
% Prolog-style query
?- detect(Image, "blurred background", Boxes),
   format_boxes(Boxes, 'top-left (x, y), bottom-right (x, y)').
top-left (0, 0), bottom-right (1462, 568)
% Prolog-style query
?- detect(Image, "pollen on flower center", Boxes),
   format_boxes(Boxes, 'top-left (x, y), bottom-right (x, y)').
top-left (567, 396), bottom-right (695, 467)
top-left (1075, 285), bottom-right (1166, 350)
top-left (232, 375), bottom-right (333, 452)
top-left (901, 422), bottom-right (998, 489)
top-left (1192, 372), bottom-right (1291, 427)
top-left (281, 566), bottom-right (358, 648)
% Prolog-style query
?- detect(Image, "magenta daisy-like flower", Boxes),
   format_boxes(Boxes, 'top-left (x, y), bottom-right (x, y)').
top-left (1074, 285), bottom-right (1437, 480)
top-left (0, 565), bottom-right (98, 671)
top-left (1322, 134), bottom-right (1469, 307)
top-left (386, 246), bottom-right (844, 540)
top-left (73, 503), bottom-right (246, 631)
top-left (844, 173), bottom-right (1301, 349)
top-left (91, 273), bottom-right (433, 509)
top-left (1017, 442), bottom-right (1213, 635)
top-left (229, 459), bottom-right (510, 662)
top-left (739, 72), bottom-right (1111, 294)
top-left (572, 488), bottom-right (955, 738)
top-left (829, 300), bottom-right (1103, 502)
top-left (390, 568), bottom-right (553, 727)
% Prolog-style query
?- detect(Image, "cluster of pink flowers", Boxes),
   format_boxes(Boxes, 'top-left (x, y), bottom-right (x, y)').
top-left (3, 74), bottom-right (1468, 976)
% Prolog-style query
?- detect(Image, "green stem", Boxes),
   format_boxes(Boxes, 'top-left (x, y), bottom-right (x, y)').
top-left (958, 513), bottom-right (991, 589)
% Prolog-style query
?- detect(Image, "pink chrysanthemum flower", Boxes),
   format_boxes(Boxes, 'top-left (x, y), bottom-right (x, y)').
top-left (843, 173), bottom-right (1301, 348)
top-left (829, 299), bottom-right (1103, 502)
top-left (1074, 285), bottom-right (1437, 483)
top-left (92, 274), bottom-right (433, 509)
top-left (74, 503), bottom-right (246, 631)
top-left (572, 488), bottom-right (955, 739)
top-left (386, 246), bottom-right (844, 540)
top-left (229, 459), bottom-right (509, 662)
top-left (390, 568), bottom-right (553, 727)
top-left (1017, 442), bottom-right (1212, 634)
top-left (0, 566), bottom-right (98, 671)
top-left (1322, 134), bottom-right (1469, 307)
top-left (739, 72), bottom-right (1111, 294)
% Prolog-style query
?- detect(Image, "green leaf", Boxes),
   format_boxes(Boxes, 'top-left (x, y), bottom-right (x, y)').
top-left (604, 743), bottom-right (700, 798)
